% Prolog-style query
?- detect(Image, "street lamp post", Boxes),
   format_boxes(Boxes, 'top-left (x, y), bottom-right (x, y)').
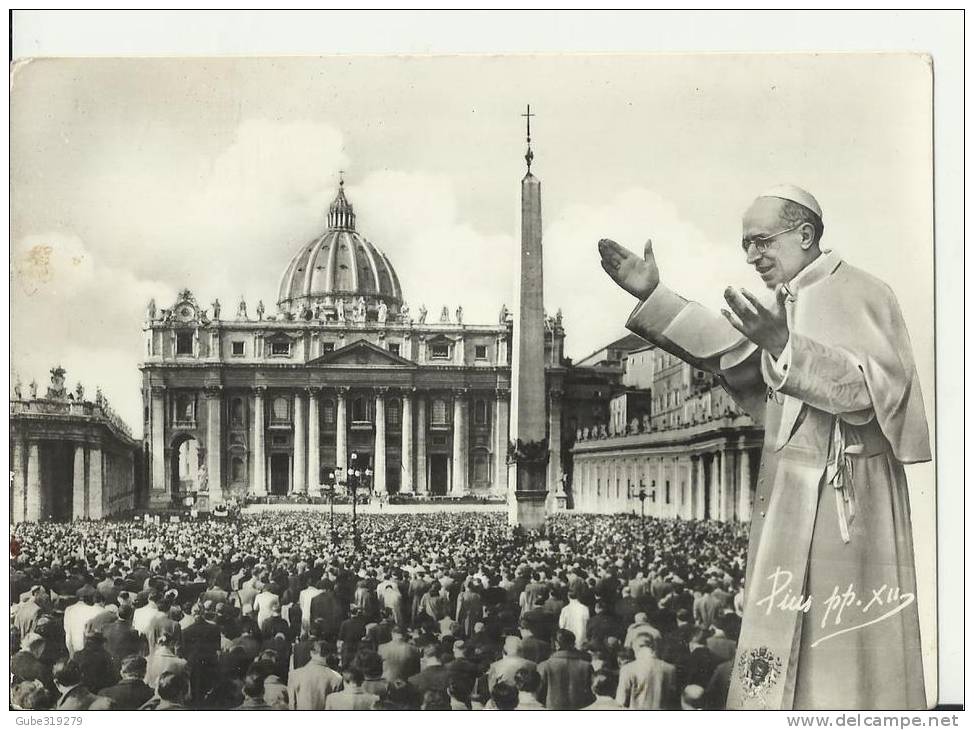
top-left (327, 471), bottom-right (339, 546)
top-left (638, 479), bottom-right (648, 524)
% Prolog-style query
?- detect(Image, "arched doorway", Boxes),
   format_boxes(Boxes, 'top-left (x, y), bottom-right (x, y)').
top-left (171, 435), bottom-right (200, 499)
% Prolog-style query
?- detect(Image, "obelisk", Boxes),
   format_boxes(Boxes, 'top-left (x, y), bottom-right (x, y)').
top-left (507, 105), bottom-right (549, 530)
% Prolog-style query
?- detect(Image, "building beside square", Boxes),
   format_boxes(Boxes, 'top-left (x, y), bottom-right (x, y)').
top-left (10, 367), bottom-right (143, 522)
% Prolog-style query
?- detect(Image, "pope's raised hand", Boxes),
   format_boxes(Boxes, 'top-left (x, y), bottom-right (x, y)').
top-left (598, 238), bottom-right (661, 300)
top-left (721, 285), bottom-right (790, 359)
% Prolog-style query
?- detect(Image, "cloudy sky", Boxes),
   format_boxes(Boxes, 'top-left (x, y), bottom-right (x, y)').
top-left (11, 54), bottom-right (934, 438)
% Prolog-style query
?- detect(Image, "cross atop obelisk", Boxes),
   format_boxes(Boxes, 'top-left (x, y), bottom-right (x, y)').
top-left (522, 104), bottom-right (535, 172)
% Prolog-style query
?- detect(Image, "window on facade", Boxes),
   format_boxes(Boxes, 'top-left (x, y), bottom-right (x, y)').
top-left (271, 341), bottom-right (291, 356)
top-left (665, 480), bottom-right (671, 504)
top-left (474, 399), bottom-right (488, 425)
top-left (174, 394), bottom-right (194, 422)
top-left (387, 399), bottom-right (401, 426)
top-left (388, 343), bottom-right (400, 356)
top-left (430, 343), bottom-right (451, 359)
top-left (473, 452), bottom-right (489, 482)
top-left (352, 397), bottom-right (369, 422)
top-left (231, 457), bottom-right (245, 482)
top-left (230, 398), bottom-right (244, 426)
top-left (231, 341), bottom-right (245, 356)
top-left (475, 345), bottom-right (488, 360)
top-left (431, 399), bottom-right (448, 426)
top-left (176, 331), bottom-right (194, 355)
top-left (272, 396), bottom-right (290, 422)
top-left (322, 399), bottom-right (335, 425)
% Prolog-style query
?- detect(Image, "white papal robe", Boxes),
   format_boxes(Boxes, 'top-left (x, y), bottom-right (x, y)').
top-left (625, 250), bottom-right (930, 710)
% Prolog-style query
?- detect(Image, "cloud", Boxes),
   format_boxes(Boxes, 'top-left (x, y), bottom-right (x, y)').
top-left (10, 232), bottom-right (175, 434)
top-left (349, 170), bottom-right (515, 323)
top-left (544, 187), bottom-right (754, 361)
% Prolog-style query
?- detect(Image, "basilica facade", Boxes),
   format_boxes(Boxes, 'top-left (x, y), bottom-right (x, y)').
top-left (141, 182), bottom-right (567, 511)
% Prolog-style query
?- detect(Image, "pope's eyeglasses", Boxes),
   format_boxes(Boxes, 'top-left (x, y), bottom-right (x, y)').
top-left (741, 223), bottom-right (802, 254)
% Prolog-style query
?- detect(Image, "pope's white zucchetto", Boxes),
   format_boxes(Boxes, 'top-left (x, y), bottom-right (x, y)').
top-left (758, 184), bottom-right (823, 220)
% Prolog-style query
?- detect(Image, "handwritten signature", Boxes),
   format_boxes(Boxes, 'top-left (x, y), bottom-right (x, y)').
top-left (754, 567), bottom-right (916, 648)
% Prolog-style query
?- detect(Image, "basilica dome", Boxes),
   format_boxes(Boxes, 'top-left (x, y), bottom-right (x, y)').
top-left (277, 180), bottom-right (404, 315)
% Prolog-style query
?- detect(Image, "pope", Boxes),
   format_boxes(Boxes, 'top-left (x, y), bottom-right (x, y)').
top-left (597, 185), bottom-right (930, 710)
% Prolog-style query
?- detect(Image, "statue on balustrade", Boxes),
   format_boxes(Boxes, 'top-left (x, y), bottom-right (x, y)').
top-left (211, 299), bottom-right (221, 320)
top-left (256, 300), bottom-right (265, 320)
top-left (455, 306), bottom-right (463, 324)
top-left (146, 298), bottom-right (157, 323)
top-left (641, 414), bottom-right (652, 433)
top-left (75, 383), bottom-right (85, 402)
top-left (439, 306), bottom-right (450, 323)
top-left (237, 297), bottom-right (248, 320)
top-left (377, 301), bottom-right (389, 324)
top-left (336, 298), bottom-right (346, 322)
top-left (498, 304), bottom-right (509, 324)
top-left (629, 417), bottom-right (640, 434)
top-left (29, 380), bottom-right (37, 399)
top-left (598, 424), bottom-right (608, 439)
top-left (400, 301), bottom-right (410, 322)
top-left (418, 304), bottom-right (428, 324)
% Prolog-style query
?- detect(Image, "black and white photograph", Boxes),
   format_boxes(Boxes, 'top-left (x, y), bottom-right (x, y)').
top-left (6, 11), bottom-right (964, 719)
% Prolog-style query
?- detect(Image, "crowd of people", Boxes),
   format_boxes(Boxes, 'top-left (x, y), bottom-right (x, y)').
top-left (9, 511), bottom-right (748, 711)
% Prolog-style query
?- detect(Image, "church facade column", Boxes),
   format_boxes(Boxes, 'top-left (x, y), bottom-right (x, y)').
top-left (204, 386), bottom-right (224, 503)
top-left (308, 388), bottom-right (321, 492)
top-left (11, 434), bottom-right (26, 523)
top-left (451, 389), bottom-right (468, 495)
top-left (547, 389), bottom-right (565, 508)
top-left (415, 395), bottom-right (428, 494)
top-left (335, 387), bottom-right (348, 476)
top-left (492, 388), bottom-right (509, 494)
top-left (25, 441), bottom-right (41, 522)
top-left (738, 444), bottom-right (752, 521)
top-left (87, 446), bottom-right (104, 520)
top-left (251, 387), bottom-right (266, 496)
top-left (400, 389), bottom-right (414, 494)
top-left (150, 386), bottom-right (167, 504)
top-left (73, 444), bottom-right (87, 520)
top-left (292, 390), bottom-right (306, 494)
top-left (688, 455), bottom-right (700, 520)
top-left (374, 388), bottom-right (387, 493)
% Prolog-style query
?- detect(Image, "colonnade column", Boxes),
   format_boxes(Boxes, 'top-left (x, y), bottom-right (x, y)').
top-left (415, 396), bottom-right (428, 495)
top-left (11, 435), bottom-right (26, 523)
top-left (150, 386), bottom-right (167, 500)
top-left (374, 388), bottom-right (387, 493)
top-left (336, 387), bottom-right (348, 476)
top-left (292, 390), bottom-right (306, 494)
top-left (738, 445), bottom-right (752, 522)
top-left (25, 442), bottom-right (41, 522)
top-left (401, 390), bottom-right (414, 494)
top-left (451, 389), bottom-right (468, 495)
top-left (252, 387), bottom-right (266, 496)
top-left (709, 452), bottom-right (721, 520)
top-left (308, 388), bottom-right (320, 492)
top-left (656, 457), bottom-right (665, 518)
top-left (88, 447), bottom-right (104, 520)
top-left (73, 445), bottom-right (87, 520)
top-left (492, 388), bottom-right (509, 495)
top-left (688, 455), bottom-right (700, 520)
top-left (205, 386), bottom-right (224, 503)
top-left (723, 448), bottom-right (736, 521)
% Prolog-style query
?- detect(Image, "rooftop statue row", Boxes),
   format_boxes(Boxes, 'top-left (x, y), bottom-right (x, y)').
top-left (10, 366), bottom-right (132, 438)
top-left (145, 292), bottom-right (544, 329)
